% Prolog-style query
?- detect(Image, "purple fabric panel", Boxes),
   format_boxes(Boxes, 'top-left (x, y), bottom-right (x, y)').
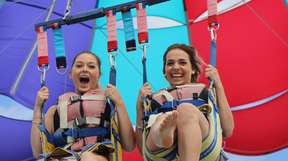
top-left (0, 1), bottom-right (96, 109)
top-left (0, 1), bottom-right (97, 160)
top-left (0, 117), bottom-right (32, 160)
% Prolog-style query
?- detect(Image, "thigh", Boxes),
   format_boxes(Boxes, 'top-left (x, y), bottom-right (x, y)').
top-left (199, 110), bottom-right (210, 140)
top-left (177, 103), bottom-right (209, 140)
top-left (80, 151), bottom-right (108, 161)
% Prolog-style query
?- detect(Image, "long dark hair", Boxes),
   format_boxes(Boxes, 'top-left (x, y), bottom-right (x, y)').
top-left (163, 44), bottom-right (202, 82)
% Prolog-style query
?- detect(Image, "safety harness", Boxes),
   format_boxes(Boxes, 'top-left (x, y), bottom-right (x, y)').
top-left (142, 84), bottom-right (223, 161)
top-left (38, 90), bottom-right (121, 161)
top-left (143, 84), bottom-right (211, 126)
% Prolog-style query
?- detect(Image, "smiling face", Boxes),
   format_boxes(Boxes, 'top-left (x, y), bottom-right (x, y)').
top-left (164, 48), bottom-right (193, 86)
top-left (163, 44), bottom-right (201, 86)
top-left (70, 52), bottom-right (101, 94)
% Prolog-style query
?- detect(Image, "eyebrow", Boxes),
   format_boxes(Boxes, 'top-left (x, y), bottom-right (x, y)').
top-left (75, 61), bottom-right (97, 64)
top-left (167, 58), bottom-right (188, 62)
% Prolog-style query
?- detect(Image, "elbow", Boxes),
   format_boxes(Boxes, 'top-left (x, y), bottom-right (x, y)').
top-left (223, 130), bottom-right (233, 139)
top-left (123, 143), bottom-right (136, 152)
top-left (32, 151), bottom-right (41, 159)
top-left (31, 141), bottom-right (41, 159)
top-left (222, 124), bottom-right (234, 139)
top-left (122, 136), bottom-right (136, 152)
top-left (136, 145), bottom-right (143, 156)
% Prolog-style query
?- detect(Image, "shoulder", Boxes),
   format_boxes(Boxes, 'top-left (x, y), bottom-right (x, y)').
top-left (58, 92), bottom-right (78, 100)
top-left (46, 105), bottom-right (57, 114)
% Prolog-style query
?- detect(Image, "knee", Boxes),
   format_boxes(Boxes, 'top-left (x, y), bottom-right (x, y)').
top-left (80, 151), bottom-right (94, 161)
top-left (80, 151), bottom-right (108, 161)
top-left (177, 103), bottom-right (201, 124)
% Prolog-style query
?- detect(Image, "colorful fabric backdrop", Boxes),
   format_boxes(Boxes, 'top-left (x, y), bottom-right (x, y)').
top-left (0, 0), bottom-right (287, 160)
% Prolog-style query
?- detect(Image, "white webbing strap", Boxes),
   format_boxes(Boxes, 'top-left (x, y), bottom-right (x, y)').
top-left (58, 100), bottom-right (69, 129)
top-left (80, 95), bottom-right (106, 101)
top-left (67, 117), bottom-right (110, 128)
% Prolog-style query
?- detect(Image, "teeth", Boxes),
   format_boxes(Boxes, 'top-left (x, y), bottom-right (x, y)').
top-left (172, 74), bottom-right (182, 77)
top-left (80, 74), bottom-right (88, 77)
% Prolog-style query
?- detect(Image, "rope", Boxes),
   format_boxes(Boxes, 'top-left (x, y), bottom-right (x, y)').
top-left (244, 2), bottom-right (288, 48)
top-left (63, 0), bottom-right (72, 19)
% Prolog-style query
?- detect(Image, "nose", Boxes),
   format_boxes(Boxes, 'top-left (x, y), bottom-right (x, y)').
top-left (172, 62), bottom-right (180, 69)
top-left (82, 65), bottom-right (88, 72)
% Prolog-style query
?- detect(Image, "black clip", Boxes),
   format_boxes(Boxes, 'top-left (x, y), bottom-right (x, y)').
top-left (74, 117), bottom-right (86, 127)
top-left (70, 95), bottom-right (81, 103)
top-left (193, 93), bottom-right (198, 100)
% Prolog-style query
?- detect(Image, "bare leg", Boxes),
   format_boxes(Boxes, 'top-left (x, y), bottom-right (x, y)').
top-left (80, 151), bottom-right (108, 161)
top-left (146, 111), bottom-right (178, 152)
top-left (177, 103), bottom-right (209, 161)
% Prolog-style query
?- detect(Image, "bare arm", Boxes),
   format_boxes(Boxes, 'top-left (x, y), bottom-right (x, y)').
top-left (106, 84), bottom-right (135, 151)
top-left (205, 65), bottom-right (234, 139)
top-left (30, 102), bottom-right (42, 158)
top-left (135, 83), bottom-right (152, 154)
top-left (214, 80), bottom-right (234, 138)
top-left (30, 87), bottom-right (55, 158)
top-left (135, 95), bottom-right (144, 154)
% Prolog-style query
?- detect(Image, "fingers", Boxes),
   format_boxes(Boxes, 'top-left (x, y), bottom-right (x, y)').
top-left (140, 83), bottom-right (152, 97)
top-left (105, 84), bottom-right (113, 97)
top-left (106, 84), bottom-right (114, 88)
top-left (38, 87), bottom-right (49, 98)
top-left (143, 82), bottom-right (152, 90)
top-left (204, 64), bottom-right (217, 78)
top-left (204, 65), bottom-right (222, 85)
top-left (36, 86), bottom-right (49, 107)
top-left (40, 86), bottom-right (48, 92)
top-left (105, 84), bottom-right (119, 99)
top-left (143, 82), bottom-right (150, 87)
top-left (204, 64), bottom-right (214, 72)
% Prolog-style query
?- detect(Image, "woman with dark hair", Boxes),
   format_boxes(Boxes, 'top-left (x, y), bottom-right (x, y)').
top-left (135, 44), bottom-right (234, 161)
top-left (31, 51), bottom-right (135, 161)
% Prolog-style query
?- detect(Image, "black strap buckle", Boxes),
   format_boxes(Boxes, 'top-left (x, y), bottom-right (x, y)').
top-left (70, 95), bottom-right (81, 103)
top-left (74, 117), bottom-right (86, 127)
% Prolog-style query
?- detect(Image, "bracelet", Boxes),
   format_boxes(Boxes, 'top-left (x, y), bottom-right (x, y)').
top-left (32, 120), bottom-right (41, 125)
top-left (33, 116), bottom-right (41, 120)
top-left (136, 125), bottom-right (143, 131)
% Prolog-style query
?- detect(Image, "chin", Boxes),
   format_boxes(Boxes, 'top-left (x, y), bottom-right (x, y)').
top-left (77, 88), bottom-right (89, 94)
top-left (170, 82), bottom-right (184, 86)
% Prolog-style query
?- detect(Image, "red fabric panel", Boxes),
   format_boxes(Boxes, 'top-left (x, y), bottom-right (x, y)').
top-left (123, 148), bottom-right (144, 161)
top-left (185, 0), bottom-right (288, 155)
